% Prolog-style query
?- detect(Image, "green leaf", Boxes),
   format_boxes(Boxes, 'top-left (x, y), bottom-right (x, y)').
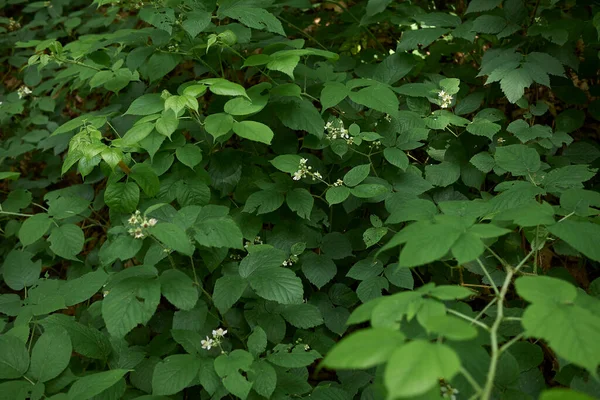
top-left (521, 301), bottom-right (600, 375)
top-left (326, 186), bottom-right (350, 205)
top-left (500, 68), bottom-right (532, 103)
top-left (247, 267), bottom-right (304, 304)
top-left (139, 7), bottom-right (174, 34)
top-left (29, 326), bottom-right (72, 382)
top-left (384, 340), bottom-right (461, 398)
top-left (350, 184), bottom-right (389, 198)
top-left (472, 15), bottom-right (506, 34)
top-left (0, 335), bottom-right (29, 379)
top-left (383, 148), bottom-right (409, 170)
top-left (548, 220), bottom-right (600, 262)
top-left (247, 327), bottom-right (267, 357)
top-left (102, 273), bottom-right (160, 337)
top-left (466, 0), bottom-right (502, 13)
top-left (286, 188), bottom-right (314, 219)
top-left (515, 276), bottom-right (577, 304)
top-left (366, 0), bottom-right (393, 16)
top-left (176, 144), bottom-right (203, 169)
top-left (398, 220), bottom-right (462, 268)
top-left (267, 347), bottom-right (321, 368)
top-left (494, 144), bottom-right (541, 176)
top-left (343, 164), bottom-right (371, 187)
top-left (194, 218), bottom-right (244, 249)
top-left (68, 369), bottom-right (128, 400)
top-left (321, 82), bottom-right (349, 111)
top-left (130, 163), bottom-right (160, 196)
top-left (152, 354), bottom-right (201, 396)
top-left (356, 276), bottom-right (389, 303)
top-left (275, 98), bottom-right (324, 138)
top-left (2, 250), bottom-right (41, 290)
top-left (467, 119), bottom-right (501, 139)
top-left (427, 285), bottom-right (474, 300)
top-left (182, 10), bottom-right (211, 38)
top-left (451, 232), bottom-right (484, 264)
top-left (244, 190), bottom-right (284, 214)
top-left (232, 121), bottom-right (274, 144)
top-left (248, 360), bottom-right (277, 398)
top-left (63, 270), bottom-right (108, 306)
top-left (218, 6), bottom-right (285, 36)
top-left (539, 389), bottom-right (596, 400)
top-left (204, 113), bottom-right (234, 139)
top-left (202, 78), bottom-right (249, 98)
top-left (122, 122), bottom-right (155, 145)
top-left (267, 54), bottom-right (300, 79)
top-left (470, 152), bottom-right (495, 173)
top-left (396, 28), bottom-right (449, 51)
top-left (301, 253), bottom-right (337, 289)
top-left (213, 274), bottom-right (248, 313)
top-left (348, 84), bottom-right (399, 116)
top-left (322, 328), bottom-right (404, 369)
top-left (425, 161), bottom-right (460, 187)
top-left (280, 303), bottom-right (323, 328)
top-left (160, 270), bottom-right (198, 311)
top-left (214, 350), bottom-right (254, 398)
top-left (104, 182), bottom-right (139, 213)
top-left (49, 224), bottom-right (84, 260)
top-left (271, 154), bottom-right (302, 174)
top-left (155, 110), bottom-right (179, 138)
top-left (149, 223), bottom-right (194, 256)
top-left (0, 172), bottom-right (20, 180)
top-left (421, 315), bottom-right (478, 341)
top-left (347, 258), bottom-right (384, 280)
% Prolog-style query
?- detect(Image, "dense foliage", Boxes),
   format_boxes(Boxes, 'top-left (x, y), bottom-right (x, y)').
top-left (1, 0), bottom-right (600, 399)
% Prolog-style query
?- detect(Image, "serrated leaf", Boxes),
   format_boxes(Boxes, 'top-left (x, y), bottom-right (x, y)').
top-left (152, 354), bottom-right (201, 396)
top-left (160, 269), bottom-right (198, 311)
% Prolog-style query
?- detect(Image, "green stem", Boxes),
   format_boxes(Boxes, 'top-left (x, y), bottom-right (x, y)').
top-left (460, 367), bottom-right (483, 394)
top-left (481, 249), bottom-right (534, 400)
top-left (476, 257), bottom-right (499, 296)
top-left (447, 309), bottom-right (490, 331)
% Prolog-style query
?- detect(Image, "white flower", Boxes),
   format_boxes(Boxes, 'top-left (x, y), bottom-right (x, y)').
top-left (304, 344), bottom-right (310, 351)
top-left (333, 179), bottom-right (344, 187)
top-left (293, 170), bottom-right (303, 180)
top-left (384, 114), bottom-right (392, 122)
top-left (102, 290), bottom-right (110, 297)
top-left (134, 231), bottom-right (145, 239)
top-left (201, 336), bottom-right (215, 350)
top-left (148, 218), bottom-right (158, 226)
top-left (299, 158), bottom-right (308, 165)
top-left (128, 215), bottom-right (138, 225)
top-left (282, 260), bottom-right (289, 266)
top-left (438, 90), bottom-right (446, 97)
top-left (313, 171), bottom-right (323, 180)
top-left (212, 328), bottom-right (227, 338)
top-left (17, 86), bottom-right (32, 99)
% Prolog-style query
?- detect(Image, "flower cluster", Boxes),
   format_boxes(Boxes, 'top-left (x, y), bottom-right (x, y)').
top-left (244, 236), bottom-right (263, 248)
top-left (17, 86), bottom-right (32, 99)
top-left (333, 179), bottom-right (344, 187)
top-left (440, 383), bottom-right (459, 400)
top-left (282, 255), bottom-right (298, 266)
top-left (292, 158), bottom-right (323, 181)
top-left (201, 327), bottom-right (227, 350)
top-left (438, 90), bottom-right (453, 108)
top-left (127, 210), bottom-right (157, 239)
top-left (368, 140), bottom-right (381, 150)
top-left (7, 18), bottom-right (21, 31)
top-left (325, 120), bottom-right (353, 144)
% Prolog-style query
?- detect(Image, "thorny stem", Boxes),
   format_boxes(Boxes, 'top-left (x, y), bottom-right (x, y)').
top-left (481, 249), bottom-right (535, 400)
